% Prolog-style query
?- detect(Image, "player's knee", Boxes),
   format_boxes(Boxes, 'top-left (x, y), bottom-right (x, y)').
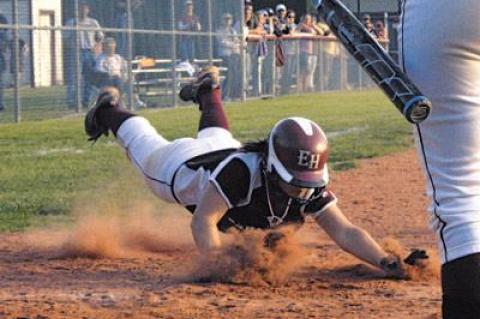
top-left (442, 253), bottom-right (480, 319)
top-left (197, 126), bottom-right (232, 139)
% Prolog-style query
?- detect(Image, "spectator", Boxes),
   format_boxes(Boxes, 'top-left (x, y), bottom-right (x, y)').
top-left (375, 21), bottom-right (387, 40)
top-left (265, 7), bottom-right (275, 18)
top-left (260, 9), bottom-right (277, 95)
top-left (245, 3), bottom-right (258, 31)
top-left (234, 3), bottom-right (258, 97)
top-left (251, 10), bottom-right (271, 35)
top-left (286, 10), bottom-right (298, 34)
top-left (95, 37), bottom-right (145, 108)
top-left (95, 37), bottom-right (128, 91)
top-left (298, 14), bottom-right (320, 92)
top-left (375, 20), bottom-right (388, 49)
top-left (264, 8), bottom-right (277, 35)
top-left (114, 0), bottom-right (144, 57)
top-left (177, 0), bottom-right (202, 62)
top-left (362, 14), bottom-right (378, 38)
top-left (315, 15), bottom-right (339, 90)
top-left (281, 10), bottom-right (298, 94)
top-left (64, 1), bottom-right (104, 108)
top-left (235, 2), bottom-right (257, 34)
top-left (0, 13), bottom-right (8, 111)
top-left (114, 1), bottom-right (128, 56)
top-left (315, 15), bottom-right (331, 36)
top-left (251, 10), bottom-right (269, 96)
top-left (216, 13), bottom-right (241, 100)
top-left (275, 4), bottom-right (290, 35)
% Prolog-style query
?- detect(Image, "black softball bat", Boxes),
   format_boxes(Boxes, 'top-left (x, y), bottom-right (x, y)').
top-left (313, 0), bottom-right (432, 123)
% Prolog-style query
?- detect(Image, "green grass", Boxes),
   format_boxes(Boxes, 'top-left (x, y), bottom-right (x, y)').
top-left (0, 86), bottom-right (77, 123)
top-left (0, 90), bottom-right (412, 231)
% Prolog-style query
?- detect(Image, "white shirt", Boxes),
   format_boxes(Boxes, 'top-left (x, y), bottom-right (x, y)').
top-left (95, 53), bottom-right (127, 80)
top-left (216, 26), bottom-right (241, 57)
top-left (64, 17), bottom-right (104, 50)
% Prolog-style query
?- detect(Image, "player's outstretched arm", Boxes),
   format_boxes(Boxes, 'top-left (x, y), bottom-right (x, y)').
top-left (314, 204), bottom-right (391, 271)
top-left (191, 182), bottom-right (229, 254)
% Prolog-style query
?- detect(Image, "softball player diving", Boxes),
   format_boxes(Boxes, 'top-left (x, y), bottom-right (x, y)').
top-left (400, 0), bottom-right (480, 317)
top-left (85, 66), bottom-right (422, 278)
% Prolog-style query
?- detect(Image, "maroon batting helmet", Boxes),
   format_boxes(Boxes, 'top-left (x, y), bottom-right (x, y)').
top-left (267, 117), bottom-right (329, 188)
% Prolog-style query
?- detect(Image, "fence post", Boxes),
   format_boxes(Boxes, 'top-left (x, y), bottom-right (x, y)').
top-left (295, 39), bottom-right (300, 94)
top-left (126, 0), bottom-right (135, 110)
top-left (358, 53), bottom-right (363, 89)
top-left (170, 0), bottom-right (177, 107)
top-left (207, 0), bottom-right (213, 63)
top-left (12, 0), bottom-right (21, 123)
top-left (74, 0), bottom-right (82, 112)
top-left (340, 44), bottom-right (347, 90)
top-left (271, 39), bottom-right (276, 97)
top-left (318, 40), bottom-right (324, 92)
top-left (384, 11), bottom-right (389, 52)
top-left (240, 0), bottom-right (246, 102)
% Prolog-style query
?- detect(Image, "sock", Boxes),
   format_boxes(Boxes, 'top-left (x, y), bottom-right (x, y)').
top-left (198, 88), bottom-right (229, 131)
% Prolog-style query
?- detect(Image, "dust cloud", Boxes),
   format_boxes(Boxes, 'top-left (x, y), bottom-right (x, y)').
top-left (191, 226), bottom-right (310, 286)
top-left (382, 237), bottom-right (440, 281)
top-left (25, 205), bottom-right (310, 286)
top-left (23, 204), bottom-right (437, 285)
top-left (24, 201), bottom-right (194, 259)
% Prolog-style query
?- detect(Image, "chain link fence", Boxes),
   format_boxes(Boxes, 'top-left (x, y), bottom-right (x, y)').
top-left (0, 0), bottom-right (385, 124)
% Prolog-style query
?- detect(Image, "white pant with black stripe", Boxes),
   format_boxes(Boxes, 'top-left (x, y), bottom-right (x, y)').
top-left (400, 0), bottom-right (480, 263)
top-left (116, 116), bottom-right (241, 206)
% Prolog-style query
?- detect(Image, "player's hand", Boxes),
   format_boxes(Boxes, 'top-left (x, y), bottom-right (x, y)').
top-left (263, 231), bottom-right (286, 250)
top-left (380, 249), bottom-right (429, 279)
top-left (403, 249), bottom-right (429, 266)
top-left (379, 255), bottom-right (407, 279)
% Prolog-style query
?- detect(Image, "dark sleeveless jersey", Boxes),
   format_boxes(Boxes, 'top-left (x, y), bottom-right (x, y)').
top-left (183, 151), bottom-right (336, 232)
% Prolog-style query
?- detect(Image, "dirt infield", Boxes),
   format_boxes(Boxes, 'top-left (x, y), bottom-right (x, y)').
top-left (0, 150), bottom-right (442, 319)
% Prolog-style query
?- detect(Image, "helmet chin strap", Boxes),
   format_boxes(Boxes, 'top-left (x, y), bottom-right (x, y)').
top-left (296, 187), bottom-right (315, 201)
top-left (263, 169), bottom-right (292, 228)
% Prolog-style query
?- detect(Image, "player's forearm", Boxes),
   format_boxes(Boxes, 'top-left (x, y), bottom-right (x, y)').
top-left (315, 205), bottom-right (389, 269)
top-left (336, 226), bottom-right (388, 268)
top-left (191, 214), bottom-right (222, 253)
top-left (191, 182), bottom-right (229, 254)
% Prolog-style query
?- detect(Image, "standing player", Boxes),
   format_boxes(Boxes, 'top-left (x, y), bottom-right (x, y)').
top-left (399, 1), bottom-right (480, 317)
top-left (85, 67), bottom-right (416, 277)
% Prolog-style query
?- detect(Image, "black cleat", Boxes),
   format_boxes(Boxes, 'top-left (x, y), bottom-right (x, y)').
top-left (84, 87), bottom-right (121, 142)
top-left (179, 66), bottom-right (220, 104)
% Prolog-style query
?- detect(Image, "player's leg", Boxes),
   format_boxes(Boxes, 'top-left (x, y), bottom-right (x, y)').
top-left (442, 253), bottom-right (480, 318)
top-left (198, 82), bottom-right (229, 133)
top-left (179, 66), bottom-right (232, 137)
top-left (400, 1), bottom-right (480, 317)
top-left (85, 86), bottom-right (177, 202)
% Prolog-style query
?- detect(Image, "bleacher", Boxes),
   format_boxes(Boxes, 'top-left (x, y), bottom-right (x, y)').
top-left (132, 57), bottom-right (227, 105)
